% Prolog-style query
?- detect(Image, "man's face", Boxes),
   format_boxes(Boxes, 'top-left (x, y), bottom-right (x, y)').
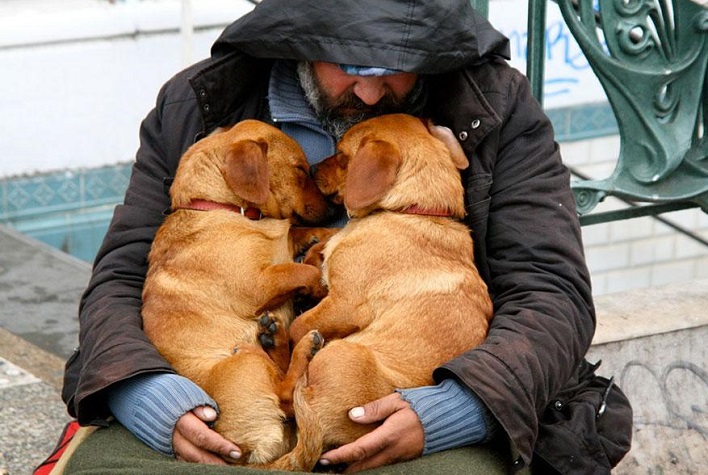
top-left (298, 61), bottom-right (425, 139)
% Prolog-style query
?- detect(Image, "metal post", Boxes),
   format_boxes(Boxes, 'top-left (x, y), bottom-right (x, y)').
top-left (526, 0), bottom-right (547, 106)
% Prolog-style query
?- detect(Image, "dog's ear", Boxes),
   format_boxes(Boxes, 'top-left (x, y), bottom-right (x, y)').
top-left (427, 121), bottom-right (469, 170)
top-left (223, 139), bottom-right (270, 205)
top-left (344, 139), bottom-right (401, 211)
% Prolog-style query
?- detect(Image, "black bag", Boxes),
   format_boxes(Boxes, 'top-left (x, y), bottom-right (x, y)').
top-left (533, 359), bottom-right (633, 474)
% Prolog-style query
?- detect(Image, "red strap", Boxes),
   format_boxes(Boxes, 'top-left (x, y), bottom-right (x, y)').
top-left (176, 199), bottom-right (263, 220)
top-left (400, 204), bottom-right (454, 218)
top-left (33, 420), bottom-right (81, 474)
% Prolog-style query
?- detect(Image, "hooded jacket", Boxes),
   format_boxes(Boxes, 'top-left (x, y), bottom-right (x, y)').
top-left (62, 0), bottom-right (632, 472)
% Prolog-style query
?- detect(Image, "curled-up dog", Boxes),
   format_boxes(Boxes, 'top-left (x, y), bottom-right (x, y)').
top-left (278, 113), bottom-right (494, 471)
top-left (141, 120), bottom-right (334, 465)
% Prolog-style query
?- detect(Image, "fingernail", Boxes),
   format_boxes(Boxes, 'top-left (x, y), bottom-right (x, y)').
top-left (319, 458), bottom-right (331, 466)
top-left (350, 406), bottom-right (365, 418)
top-left (230, 450), bottom-right (241, 460)
top-left (203, 406), bottom-right (218, 419)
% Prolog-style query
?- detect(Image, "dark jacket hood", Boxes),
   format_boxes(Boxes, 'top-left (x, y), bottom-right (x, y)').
top-left (211, 0), bottom-right (510, 74)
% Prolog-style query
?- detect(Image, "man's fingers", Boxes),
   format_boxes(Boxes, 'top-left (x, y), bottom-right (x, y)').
top-left (321, 398), bottom-right (424, 473)
top-left (173, 410), bottom-right (242, 464)
top-left (173, 426), bottom-right (229, 465)
top-left (193, 405), bottom-right (218, 422)
top-left (322, 404), bottom-right (406, 466)
top-left (348, 392), bottom-right (406, 424)
top-left (321, 425), bottom-right (394, 468)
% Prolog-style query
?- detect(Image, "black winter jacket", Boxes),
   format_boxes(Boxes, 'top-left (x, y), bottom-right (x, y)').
top-left (62, 0), bottom-right (632, 472)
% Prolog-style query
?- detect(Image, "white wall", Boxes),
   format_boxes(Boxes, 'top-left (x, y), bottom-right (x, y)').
top-left (489, 0), bottom-right (606, 108)
top-left (0, 0), bottom-right (254, 177)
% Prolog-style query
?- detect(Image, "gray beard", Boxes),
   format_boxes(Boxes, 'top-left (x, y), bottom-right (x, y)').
top-left (296, 61), bottom-right (427, 140)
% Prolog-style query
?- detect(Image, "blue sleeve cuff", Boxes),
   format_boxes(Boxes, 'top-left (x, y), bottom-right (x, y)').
top-left (397, 379), bottom-right (498, 455)
top-left (106, 373), bottom-right (217, 456)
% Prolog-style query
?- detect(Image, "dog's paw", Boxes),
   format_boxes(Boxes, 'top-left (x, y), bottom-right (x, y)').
top-left (308, 330), bottom-right (324, 357)
top-left (258, 311), bottom-right (279, 349)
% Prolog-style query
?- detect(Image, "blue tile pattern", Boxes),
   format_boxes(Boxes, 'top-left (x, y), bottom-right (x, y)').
top-left (1, 164), bottom-right (132, 262)
top-left (546, 102), bottom-right (618, 142)
top-left (0, 102), bottom-right (618, 262)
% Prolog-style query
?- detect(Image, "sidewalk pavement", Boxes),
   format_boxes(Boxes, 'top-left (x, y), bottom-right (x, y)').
top-left (0, 224), bottom-right (88, 475)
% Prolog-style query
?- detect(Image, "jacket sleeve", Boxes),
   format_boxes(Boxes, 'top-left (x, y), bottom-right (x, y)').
top-left (62, 76), bottom-right (204, 425)
top-left (435, 70), bottom-right (596, 466)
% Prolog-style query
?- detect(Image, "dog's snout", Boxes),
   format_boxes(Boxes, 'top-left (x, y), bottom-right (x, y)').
top-left (309, 153), bottom-right (335, 179)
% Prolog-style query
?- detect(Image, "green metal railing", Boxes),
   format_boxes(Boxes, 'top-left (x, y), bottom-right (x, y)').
top-left (475, 0), bottom-right (708, 226)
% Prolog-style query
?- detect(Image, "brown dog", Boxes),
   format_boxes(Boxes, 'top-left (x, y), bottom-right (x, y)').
top-left (278, 113), bottom-right (494, 471)
top-left (141, 120), bottom-right (334, 464)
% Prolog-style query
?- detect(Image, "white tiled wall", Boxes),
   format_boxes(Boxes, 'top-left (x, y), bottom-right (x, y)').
top-left (560, 138), bottom-right (708, 296)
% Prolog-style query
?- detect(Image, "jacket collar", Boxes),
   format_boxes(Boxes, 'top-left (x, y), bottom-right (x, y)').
top-left (425, 68), bottom-right (502, 154)
top-left (189, 55), bottom-right (273, 134)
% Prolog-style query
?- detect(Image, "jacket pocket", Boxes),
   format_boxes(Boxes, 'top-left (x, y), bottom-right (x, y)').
top-left (534, 359), bottom-right (633, 474)
top-left (465, 173), bottom-right (493, 236)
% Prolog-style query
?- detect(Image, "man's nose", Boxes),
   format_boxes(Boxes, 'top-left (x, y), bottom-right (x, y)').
top-left (352, 78), bottom-right (386, 105)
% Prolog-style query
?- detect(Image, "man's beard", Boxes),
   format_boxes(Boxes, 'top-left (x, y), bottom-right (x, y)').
top-left (297, 62), bottom-right (427, 140)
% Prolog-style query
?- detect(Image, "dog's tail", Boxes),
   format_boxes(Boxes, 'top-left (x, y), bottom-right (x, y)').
top-left (260, 376), bottom-right (324, 472)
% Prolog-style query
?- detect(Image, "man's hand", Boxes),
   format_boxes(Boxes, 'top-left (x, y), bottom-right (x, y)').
top-left (173, 406), bottom-right (242, 464)
top-left (319, 393), bottom-right (424, 473)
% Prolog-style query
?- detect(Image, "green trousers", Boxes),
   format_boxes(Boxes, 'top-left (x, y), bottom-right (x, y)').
top-left (64, 422), bottom-right (509, 474)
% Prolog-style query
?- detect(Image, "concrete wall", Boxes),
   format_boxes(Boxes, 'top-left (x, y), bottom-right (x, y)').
top-left (587, 278), bottom-right (708, 474)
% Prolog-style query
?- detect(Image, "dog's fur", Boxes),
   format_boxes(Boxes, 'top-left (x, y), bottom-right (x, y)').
top-left (141, 120), bottom-right (334, 465)
top-left (278, 113), bottom-right (494, 471)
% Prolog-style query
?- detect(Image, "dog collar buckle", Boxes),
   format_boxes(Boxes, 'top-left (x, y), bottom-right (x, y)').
top-left (241, 206), bottom-right (263, 220)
